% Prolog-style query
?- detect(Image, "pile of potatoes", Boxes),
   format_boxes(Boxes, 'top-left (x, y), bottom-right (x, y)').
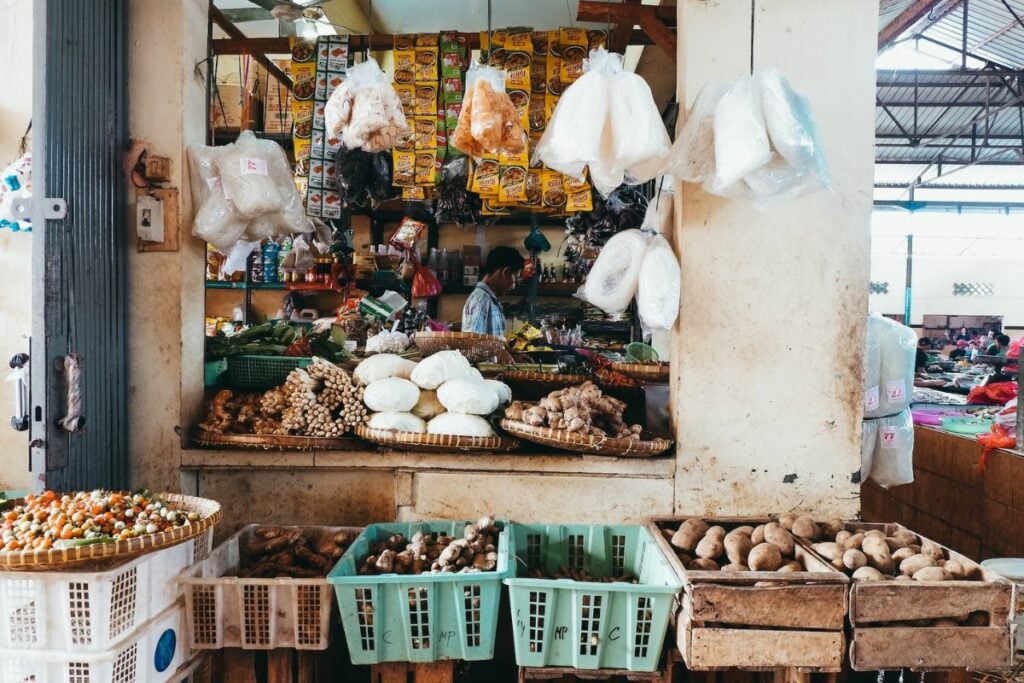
top-left (665, 516), bottom-right (827, 572)
top-left (809, 523), bottom-right (982, 583)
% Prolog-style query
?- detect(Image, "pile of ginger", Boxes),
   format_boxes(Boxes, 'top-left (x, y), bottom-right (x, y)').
top-left (504, 381), bottom-right (643, 439)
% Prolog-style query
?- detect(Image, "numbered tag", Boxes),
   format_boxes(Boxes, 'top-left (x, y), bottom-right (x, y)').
top-left (884, 379), bottom-right (906, 403)
top-left (206, 176), bottom-right (223, 191)
top-left (864, 385), bottom-right (880, 412)
top-left (239, 157), bottom-right (269, 176)
top-left (880, 428), bottom-right (901, 449)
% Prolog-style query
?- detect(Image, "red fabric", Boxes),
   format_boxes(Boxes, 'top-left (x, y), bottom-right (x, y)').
top-left (1007, 338), bottom-right (1022, 361)
top-left (967, 382), bottom-right (1018, 405)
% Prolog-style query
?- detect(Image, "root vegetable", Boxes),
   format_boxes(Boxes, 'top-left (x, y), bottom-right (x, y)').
top-left (751, 525), bottom-right (766, 545)
top-left (705, 525), bottom-right (727, 539)
top-left (843, 549), bottom-right (868, 571)
top-left (778, 513), bottom-right (798, 530)
top-left (721, 563), bottom-right (748, 572)
top-left (892, 547), bottom-right (916, 564)
top-left (690, 558), bottom-right (719, 571)
top-left (731, 525), bottom-right (755, 537)
top-left (913, 566), bottom-right (953, 582)
top-left (813, 542), bottom-right (840, 561)
top-left (843, 532), bottom-right (865, 551)
top-left (932, 618), bottom-right (959, 627)
top-left (822, 518), bottom-right (844, 536)
top-left (670, 518), bottom-right (708, 552)
top-left (861, 536), bottom-right (889, 557)
top-left (852, 566), bottom-right (886, 581)
top-left (748, 543), bottom-right (783, 571)
top-left (696, 534), bottom-right (724, 560)
top-left (763, 523), bottom-right (795, 557)
top-left (921, 540), bottom-right (945, 561)
top-left (791, 516), bottom-right (820, 541)
top-left (892, 530), bottom-right (919, 547)
top-left (835, 530), bottom-right (852, 546)
top-left (778, 561), bottom-right (803, 573)
top-left (724, 533), bottom-right (753, 565)
top-left (944, 559), bottom-right (966, 579)
top-left (900, 553), bottom-right (936, 576)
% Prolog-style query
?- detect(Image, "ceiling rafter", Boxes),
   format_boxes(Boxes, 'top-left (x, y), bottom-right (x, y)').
top-left (879, 0), bottom-right (950, 50)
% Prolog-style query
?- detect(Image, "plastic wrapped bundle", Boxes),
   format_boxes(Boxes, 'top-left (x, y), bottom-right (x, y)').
top-left (452, 64), bottom-right (526, 157)
top-left (333, 143), bottom-right (397, 208)
top-left (710, 75), bottom-right (772, 192)
top-left (188, 143), bottom-right (247, 250)
top-left (757, 68), bottom-right (830, 196)
top-left (870, 409), bottom-right (914, 489)
top-left (605, 66), bottom-right (671, 190)
top-left (863, 314), bottom-right (882, 416)
top-left (325, 58), bottom-right (410, 153)
top-left (433, 157), bottom-right (482, 227)
top-left (662, 81), bottom-right (730, 184)
top-left (216, 131), bottom-right (302, 220)
top-left (580, 229), bottom-right (649, 319)
top-left (860, 419), bottom-right (878, 484)
top-left (865, 313), bottom-right (916, 419)
top-left (636, 235), bottom-right (680, 330)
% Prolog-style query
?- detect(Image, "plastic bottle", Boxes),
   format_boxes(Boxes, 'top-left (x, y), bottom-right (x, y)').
top-left (278, 235), bottom-right (293, 282)
top-left (262, 240), bottom-right (280, 284)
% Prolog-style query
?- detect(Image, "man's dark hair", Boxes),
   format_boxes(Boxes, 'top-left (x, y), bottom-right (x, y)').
top-left (997, 334), bottom-right (1011, 345)
top-left (482, 246), bottom-right (525, 275)
top-left (918, 337), bottom-right (931, 347)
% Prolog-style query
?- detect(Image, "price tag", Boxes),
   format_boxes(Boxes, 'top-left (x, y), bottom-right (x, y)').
top-left (864, 385), bottom-right (880, 412)
top-left (880, 428), bottom-right (901, 449)
top-left (206, 176), bottom-right (223, 191)
top-left (884, 379), bottom-right (906, 403)
top-left (239, 157), bottom-right (269, 176)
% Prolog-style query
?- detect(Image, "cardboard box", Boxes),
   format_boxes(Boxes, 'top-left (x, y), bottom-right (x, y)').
top-left (211, 84), bottom-right (261, 130)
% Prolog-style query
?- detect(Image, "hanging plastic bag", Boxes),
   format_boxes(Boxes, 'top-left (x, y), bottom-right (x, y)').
top-left (452, 64), bottom-right (526, 157)
top-left (412, 259), bottom-right (442, 299)
top-left (222, 239), bottom-right (260, 275)
top-left (334, 143), bottom-right (397, 208)
top-left (757, 68), bottom-right (830, 194)
top-left (636, 235), bottom-right (680, 330)
top-left (188, 144), bottom-right (248, 250)
top-left (865, 313), bottom-right (916, 419)
top-left (216, 131), bottom-right (303, 220)
top-left (977, 424), bottom-right (1016, 473)
top-left (434, 157), bottom-right (481, 227)
top-left (863, 314), bottom-right (882, 416)
top-left (325, 58), bottom-right (410, 153)
top-left (606, 65), bottom-right (671, 188)
top-left (579, 228), bottom-right (649, 319)
top-left (663, 81), bottom-right (730, 184)
top-left (710, 75), bottom-right (772, 191)
top-left (860, 419), bottom-right (878, 483)
top-left (870, 409), bottom-right (914, 489)
top-left (639, 183), bottom-right (674, 235)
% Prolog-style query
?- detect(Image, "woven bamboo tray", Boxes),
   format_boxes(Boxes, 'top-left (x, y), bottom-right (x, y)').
top-left (193, 430), bottom-right (368, 451)
top-left (0, 493), bottom-right (221, 571)
top-left (496, 371), bottom-right (591, 400)
top-left (355, 425), bottom-right (521, 453)
top-left (610, 361), bottom-right (670, 384)
top-left (499, 419), bottom-right (673, 457)
top-left (412, 330), bottom-right (507, 358)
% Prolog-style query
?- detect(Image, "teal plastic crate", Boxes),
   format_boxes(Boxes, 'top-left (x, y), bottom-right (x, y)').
top-left (504, 524), bottom-right (682, 672)
top-left (327, 520), bottom-right (511, 665)
top-left (225, 355), bottom-right (312, 391)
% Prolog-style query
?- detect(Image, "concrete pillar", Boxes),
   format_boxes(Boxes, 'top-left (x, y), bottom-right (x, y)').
top-left (673, 0), bottom-right (878, 517)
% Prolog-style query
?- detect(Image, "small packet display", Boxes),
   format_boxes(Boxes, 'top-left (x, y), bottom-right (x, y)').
top-left (414, 34), bottom-right (439, 85)
top-left (470, 156), bottom-right (501, 196)
top-left (303, 34), bottom-right (349, 218)
top-left (559, 28), bottom-right (588, 84)
top-left (389, 216), bottom-right (427, 252)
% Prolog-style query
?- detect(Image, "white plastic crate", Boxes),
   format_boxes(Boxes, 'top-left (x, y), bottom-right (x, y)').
top-left (0, 600), bottom-right (191, 683)
top-left (0, 527), bottom-right (212, 653)
top-left (180, 525), bottom-right (358, 651)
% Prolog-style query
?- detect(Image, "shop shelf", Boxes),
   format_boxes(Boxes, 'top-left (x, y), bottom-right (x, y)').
top-left (180, 525), bottom-right (361, 651)
top-left (0, 601), bottom-right (192, 683)
top-left (328, 520), bottom-right (511, 665)
top-left (0, 528), bottom-right (212, 653)
top-left (504, 524), bottom-right (681, 672)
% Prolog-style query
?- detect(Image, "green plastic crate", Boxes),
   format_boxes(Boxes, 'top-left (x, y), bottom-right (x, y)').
top-left (204, 359), bottom-right (227, 388)
top-left (225, 355), bottom-right (312, 391)
top-left (504, 524), bottom-right (682, 672)
top-left (327, 520), bottom-right (512, 665)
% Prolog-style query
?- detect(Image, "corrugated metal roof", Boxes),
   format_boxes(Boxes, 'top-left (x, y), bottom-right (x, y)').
top-left (874, 162), bottom-right (1024, 187)
top-left (925, 0), bottom-right (1024, 69)
top-left (879, 0), bottom-right (924, 31)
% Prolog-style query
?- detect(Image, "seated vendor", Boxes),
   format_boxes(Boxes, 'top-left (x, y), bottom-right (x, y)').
top-left (915, 337), bottom-right (932, 372)
top-left (461, 246), bottom-right (525, 337)
top-left (949, 340), bottom-right (968, 360)
top-left (985, 334), bottom-right (1010, 357)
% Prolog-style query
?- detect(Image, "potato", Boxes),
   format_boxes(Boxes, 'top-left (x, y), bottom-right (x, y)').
top-left (822, 518), bottom-right (844, 537)
top-left (907, 544), bottom-right (921, 554)
top-left (706, 525), bottom-right (727, 539)
top-left (791, 516), bottom-right (820, 541)
top-left (891, 547), bottom-right (916, 564)
top-left (865, 529), bottom-right (886, 539)
top-left (751, 525), bottom-right (766, 545)
top-left (813, 542), bottom-right (839, 561)
top-left (831, 556), bottom-right (847, 571)
top-left (921, 540), bottom-right (945, 561)
top-left (843, 549), bottom-right (868, 571)
top-left (852, 566), bottom-right (886, 581)
top-left (835, 530), bottom-right (852, 546)
top-left (689, 558), bottom-right (719, 571)
top-left (843, 532), bottom-right (865, 551)
top-left (763, 523), bottom-right (795, 557)
top-left (913, 566), bottom-right (953, 582)
top-left (899, 553), bottom-right (936, 576)
top-left (696, 534), bottom-right (724, 560)
top-left (961, 561), bottom-right (983, 581)
top-left (778, 512), bottom-right (798, 530)
top-left (892, 530), bottom-right (918, 547)
top-left (778, 560), bottom-right (803, 573)
top-left (861, 536), bottom-right (890, 557)
top-left (884, 537), bottom-right (906, 552)
top-left (676, 553), bottom-right (692, 569)
top-left (731, 525), bottom-right (754, 537)
top-left (724, 533), bottom-right (753, 565)
top-left (894, 574), bottom-right (912, 581)
top-left (932, 618), bottom-right (959, 627)
top-left (721, 562), bottom-right (749, 572)
top-left (748, 543), bottom-right (783, 571)
top-left (671, 519), bottom-right (709, 552)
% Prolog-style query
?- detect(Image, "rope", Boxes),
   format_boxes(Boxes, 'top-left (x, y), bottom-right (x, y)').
top-left (59, 353), bottom-right (85, 433)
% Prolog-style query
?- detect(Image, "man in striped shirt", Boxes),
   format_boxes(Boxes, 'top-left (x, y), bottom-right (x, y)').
top-left (461, 246), bottom-right (525, 337)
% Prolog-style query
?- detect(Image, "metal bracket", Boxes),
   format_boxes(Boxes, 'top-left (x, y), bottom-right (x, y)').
top-left (13, 197), bottom-right (66, 221)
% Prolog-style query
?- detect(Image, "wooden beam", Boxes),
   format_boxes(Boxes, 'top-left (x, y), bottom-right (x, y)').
top-left (609, 0), bottom-right (641, 53)
top-left (577, 1), bottom-right (677, 58)
top-left (878, 0), bottom-right (947, 50)
top-left (638, 11), bottom-right (677, 59)
top-left (210, 6), bottom-right (293, 92)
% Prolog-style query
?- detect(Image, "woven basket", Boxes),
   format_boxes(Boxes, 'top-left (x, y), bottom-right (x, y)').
top-left (499, 419), bottom-right (673, 457)
top-left (355, 425), bottom-right (521, 453)
top-left (412, 331), bottom-right (507, 359)
top-left (193, 430), bottom-right (368, 451)
top-left (497, 371), bottom-right (592, 401)
top-left (609, 361), bottom-right (671, 384)
top-left (0, 493), bottom-right (221, 571)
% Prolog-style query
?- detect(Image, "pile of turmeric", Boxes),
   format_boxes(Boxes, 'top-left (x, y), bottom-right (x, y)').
top-left (504, 381), bottom-right (643, 439)
top-left (358, 516), bottom-right (500, 576)
top-left (238, 527), bottom-right (352, 578)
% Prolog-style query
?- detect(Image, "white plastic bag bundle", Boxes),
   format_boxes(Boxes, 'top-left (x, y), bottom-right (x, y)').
top-left (325, 58), bottom-right (410, 153)
top-left (580, 229), bottom-right (649, 319)
top-left (711, 75), bottom-right (772, 190)
top-left (866, 313), bottom-right (916, 419)
top-left (758, 68), bottom-right (830, 194)
top-left (188, 144), bottom-right (248, 250)
top-left (860, 419), bottom-right (878, 484)
top-left (601, 62), bottom-right (671, 193)
top-left (870, 409), bottom-right (914, 489)
top-left (863, 314), bottom-right (882, 416)
top-left (452, 64), bottom-right (526, 157)
top-left (662, 82), bottom-right (730, 184)
top-left (637, 235), bottom-right (680, 330)
top-left (216, 131), bottom-right (301, 219)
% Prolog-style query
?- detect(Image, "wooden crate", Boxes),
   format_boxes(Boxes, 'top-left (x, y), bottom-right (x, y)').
top-left (839, 522), bottom-right (1017, 672)
top-left (647, 517), bottom-right (848, 673)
